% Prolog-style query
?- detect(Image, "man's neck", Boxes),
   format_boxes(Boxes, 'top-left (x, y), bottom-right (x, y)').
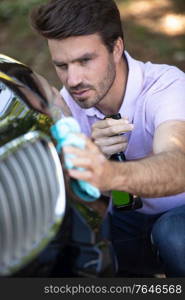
top-left (96, 57), bottom-right (128, 115)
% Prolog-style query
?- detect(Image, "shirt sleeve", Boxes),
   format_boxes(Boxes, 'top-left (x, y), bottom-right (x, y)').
top-left (145, 69), bottom-right (185, 134)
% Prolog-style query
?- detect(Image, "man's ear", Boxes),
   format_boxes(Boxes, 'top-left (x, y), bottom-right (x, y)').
top-left (113, 37), bottom-right (124, 63)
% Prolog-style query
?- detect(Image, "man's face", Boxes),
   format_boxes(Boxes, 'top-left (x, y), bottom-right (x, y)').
top-left (48, 34), bottom-right (117, 109)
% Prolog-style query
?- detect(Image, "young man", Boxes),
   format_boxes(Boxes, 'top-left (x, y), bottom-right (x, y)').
top-left (30, 0), bottom-right (185, 276)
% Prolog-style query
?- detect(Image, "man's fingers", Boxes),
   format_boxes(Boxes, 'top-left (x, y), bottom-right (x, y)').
top-left (68, 157), bottom-right (93, 169)
top-left (85, 137), bottom-right (101, 153)
top-left (68, 168), bottom-right (93, 181)
top-left (101, 142), bottom-right (126, 156)
top-left (63, 145), bottom-right (87, 157)
top-left (92, 123), bottom-right (133, 138)
top-left (94, 135), bottom-right (127, 147)
top-left (63, 139), bottom-right (113, 191)
top-left (92, 118), bottom-right (129, 129)
top-left (63, 140), bottom-right (102, 158)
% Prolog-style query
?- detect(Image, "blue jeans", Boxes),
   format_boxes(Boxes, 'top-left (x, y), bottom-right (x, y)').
top-left (110, 204), bottom-right (185, 277)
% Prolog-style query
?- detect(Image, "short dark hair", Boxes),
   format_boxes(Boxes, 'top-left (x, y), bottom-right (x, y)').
top-left (30, 0), bottom-right (124, 52)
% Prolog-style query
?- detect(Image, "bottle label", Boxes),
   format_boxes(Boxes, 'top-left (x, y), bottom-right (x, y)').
top-left (112, 190), bottom-right (131, 206)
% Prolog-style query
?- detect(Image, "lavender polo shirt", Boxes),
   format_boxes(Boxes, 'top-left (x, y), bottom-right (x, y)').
top-left (61, 51), bottom-right (185, 215)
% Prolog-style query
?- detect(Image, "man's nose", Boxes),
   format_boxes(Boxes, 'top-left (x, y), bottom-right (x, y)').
top-left (67, 66), bottom-right (82, 88)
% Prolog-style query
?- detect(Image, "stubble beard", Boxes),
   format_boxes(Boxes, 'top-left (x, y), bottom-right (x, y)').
top-left (70, 59), bottom-right (116, 109)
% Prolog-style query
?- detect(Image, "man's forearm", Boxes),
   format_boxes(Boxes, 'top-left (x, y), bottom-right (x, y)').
top-left (110, 150), bottom-right (185, 197)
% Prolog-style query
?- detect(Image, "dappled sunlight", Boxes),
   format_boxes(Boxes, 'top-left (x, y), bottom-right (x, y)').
top-left (118, 0), bottom-right (185, 36)
top-left (136, 13), bottom-right (185, 36)
top-left (160, 14), bottom-right (185, 35)
top-left (118, 0), bottom-right (172, 17)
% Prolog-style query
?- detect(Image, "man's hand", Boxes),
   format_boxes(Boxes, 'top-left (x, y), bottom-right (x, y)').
top-left (63, 120), bottom-right (185, 198)
top-left (91, 117), bottom-right (134, 157)
top-left (63, 135), bottom-right (114, 191)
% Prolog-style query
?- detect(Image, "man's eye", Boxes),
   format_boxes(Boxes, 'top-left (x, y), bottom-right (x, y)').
top-left (57, 64), bottom-right (68, 70)
top-left (80, 58), bottom-right (91, 65)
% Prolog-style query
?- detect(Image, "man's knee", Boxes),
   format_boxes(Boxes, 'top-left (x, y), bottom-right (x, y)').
top-left (151, 212), bottom-right (185, 276)
top-left (152, 212), bottom-right (185, 251)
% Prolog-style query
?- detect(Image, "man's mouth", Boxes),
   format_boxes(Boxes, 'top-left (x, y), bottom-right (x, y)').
top-left (71, 89), bottom-right (90, 98)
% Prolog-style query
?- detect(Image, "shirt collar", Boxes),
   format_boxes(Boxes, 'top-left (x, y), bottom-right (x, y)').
top-left (85, 106), bottom-right (104, 119)
top-left (85, 51), bottom-right (143, 121)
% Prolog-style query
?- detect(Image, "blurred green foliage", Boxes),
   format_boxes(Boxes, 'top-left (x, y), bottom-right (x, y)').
top-left (0, 0), bottom-right (58, 86)
top-left (0, 0), bottom-right (44, 21)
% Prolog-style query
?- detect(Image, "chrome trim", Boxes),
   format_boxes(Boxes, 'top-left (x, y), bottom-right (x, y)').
top-left (47, 141), bottom-right (66, 219)
top-left (0, 131), bottom-right (66, 275)
top-left (0, 54), bottom-right (24, 65)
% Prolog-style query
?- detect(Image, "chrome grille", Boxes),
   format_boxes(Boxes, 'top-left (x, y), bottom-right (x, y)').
top-left (0, 131), bottom-right (66, 275)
